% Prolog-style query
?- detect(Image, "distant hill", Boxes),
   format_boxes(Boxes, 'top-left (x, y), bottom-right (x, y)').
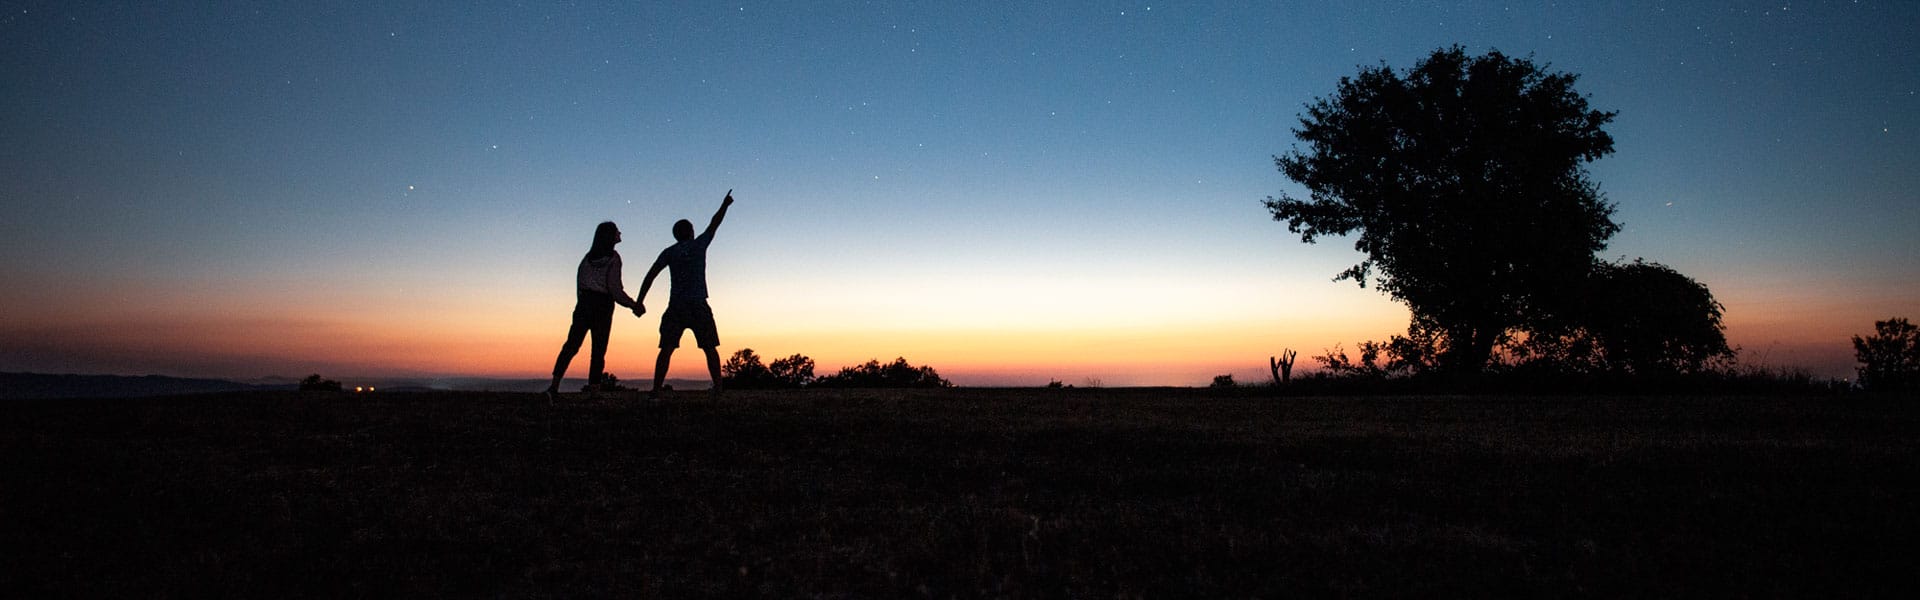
top-left (0, 373), bottom-right (719, 399)
top-left (333, 377), bottom-right (719, 394)
top-left (0, 372), bottom-right (284, 400)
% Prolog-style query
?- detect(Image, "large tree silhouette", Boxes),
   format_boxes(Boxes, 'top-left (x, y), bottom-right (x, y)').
top-left (1266, 46), bottom-right (1620, 371)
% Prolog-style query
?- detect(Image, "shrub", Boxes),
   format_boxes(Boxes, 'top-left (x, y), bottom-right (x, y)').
top-left (721, 348), bottom-right (777, 389)
top-left (586, 373), bottom-right (634, 392)
top-left (298, 374), bottom-right (342, 392)
top-left (767, 354), bottom-right (816, 388)
top-left (723, 349), bottom-right (815, 389)
top-left (811, 357), bottom-right (952, 389)
top-left (1518, 259), bottom-right (1733, 375)
top-left (1854, 318), bottom-right (1920, 392)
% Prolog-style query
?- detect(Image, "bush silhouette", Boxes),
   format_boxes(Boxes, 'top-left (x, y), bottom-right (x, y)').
top-left (811, 357), bottom-right (952, 389)
top-left (1854, 318), bottom-right (1919, 392)
top-left (723, 349), bottom-right (815, 389)
top-left (587, 373), bottom-right (634, 392)
top-left (298, 374), bottom-right (342, 392)
top-left (1517, 259), bottom-right (1733, 375)
top-left (768, 353), bottom-right (815, 388)
top-left (721, 348), bottom-right (777, 389)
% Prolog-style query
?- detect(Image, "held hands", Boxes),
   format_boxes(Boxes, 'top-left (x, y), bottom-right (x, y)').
top-left (633, 304), bottom-right (646, 318)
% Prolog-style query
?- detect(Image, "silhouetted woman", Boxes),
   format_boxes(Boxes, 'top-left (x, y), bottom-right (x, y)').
top-left (545, 221), bottom-right (643, 401)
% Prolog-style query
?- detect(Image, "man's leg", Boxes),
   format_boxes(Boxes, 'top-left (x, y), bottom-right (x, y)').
top-left (651, 347), bottom-right (673, 395)
top-left (652, 308), bottom-right (681, 398)
top-left (692, 302), bottom-right (723, 396)
top-left (702, 346), bottom-right (723, 395)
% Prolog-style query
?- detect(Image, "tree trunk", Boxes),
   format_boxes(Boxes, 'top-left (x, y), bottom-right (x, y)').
top-left (1440, 323), bottom-right (1500, 373)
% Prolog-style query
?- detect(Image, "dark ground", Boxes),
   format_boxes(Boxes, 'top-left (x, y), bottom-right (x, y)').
top-left (2, 388), bottom-right (1915, 597)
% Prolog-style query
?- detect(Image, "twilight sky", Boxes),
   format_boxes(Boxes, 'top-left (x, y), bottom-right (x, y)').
top-left (2, 1), bottom-right (1915, 386)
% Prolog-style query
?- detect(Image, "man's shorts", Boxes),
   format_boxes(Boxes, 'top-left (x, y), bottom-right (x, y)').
top-left (659, 300), bottom-right (720, 349)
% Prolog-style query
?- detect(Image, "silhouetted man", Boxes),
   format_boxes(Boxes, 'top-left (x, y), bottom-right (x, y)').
top-left (637, 191), bottom-right (733, 400)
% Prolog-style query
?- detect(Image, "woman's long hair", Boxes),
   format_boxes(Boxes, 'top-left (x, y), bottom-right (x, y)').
top-left (587, 221), bottom-right (619, 260)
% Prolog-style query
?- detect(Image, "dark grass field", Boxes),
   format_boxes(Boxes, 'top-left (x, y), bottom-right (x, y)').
top-left (3, 389), bottom-right (1915, 597)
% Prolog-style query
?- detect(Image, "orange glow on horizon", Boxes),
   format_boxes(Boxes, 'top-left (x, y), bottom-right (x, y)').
top-left (2, 264), bottom-right (1896, 384)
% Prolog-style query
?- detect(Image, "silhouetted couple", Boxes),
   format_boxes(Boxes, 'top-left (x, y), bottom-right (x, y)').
top-left (544, 191), bottom-right (735, 402)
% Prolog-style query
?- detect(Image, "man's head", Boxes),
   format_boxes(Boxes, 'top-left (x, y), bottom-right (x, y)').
top-left (672, 219), bottom-right (695, 242)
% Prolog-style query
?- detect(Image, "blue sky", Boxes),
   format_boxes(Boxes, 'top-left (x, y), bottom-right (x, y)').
top-left (2, 1), bottom-right (1914, 384)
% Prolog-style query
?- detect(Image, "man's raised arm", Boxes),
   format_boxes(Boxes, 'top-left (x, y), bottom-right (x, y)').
top-left (703, 190), bottom-right (734, 238)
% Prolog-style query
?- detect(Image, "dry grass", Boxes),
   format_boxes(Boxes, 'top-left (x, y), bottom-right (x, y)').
top-left (2, 388), bottom-right (1915, 597)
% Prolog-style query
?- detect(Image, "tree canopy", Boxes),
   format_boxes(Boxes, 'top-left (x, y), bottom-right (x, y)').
top-left (1266, 46), bottom-right (1620, 371)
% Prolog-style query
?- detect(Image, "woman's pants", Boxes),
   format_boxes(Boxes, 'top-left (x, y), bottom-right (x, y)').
top-left (552, 290), bottom-right (615, 386)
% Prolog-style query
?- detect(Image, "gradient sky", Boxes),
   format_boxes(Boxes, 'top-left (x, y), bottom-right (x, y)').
top-left (3, 1), bottom-right (1915, 386)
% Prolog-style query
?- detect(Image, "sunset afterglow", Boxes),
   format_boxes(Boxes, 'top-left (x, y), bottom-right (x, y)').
top-left (2, 2), bottom-right (1914, 386)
